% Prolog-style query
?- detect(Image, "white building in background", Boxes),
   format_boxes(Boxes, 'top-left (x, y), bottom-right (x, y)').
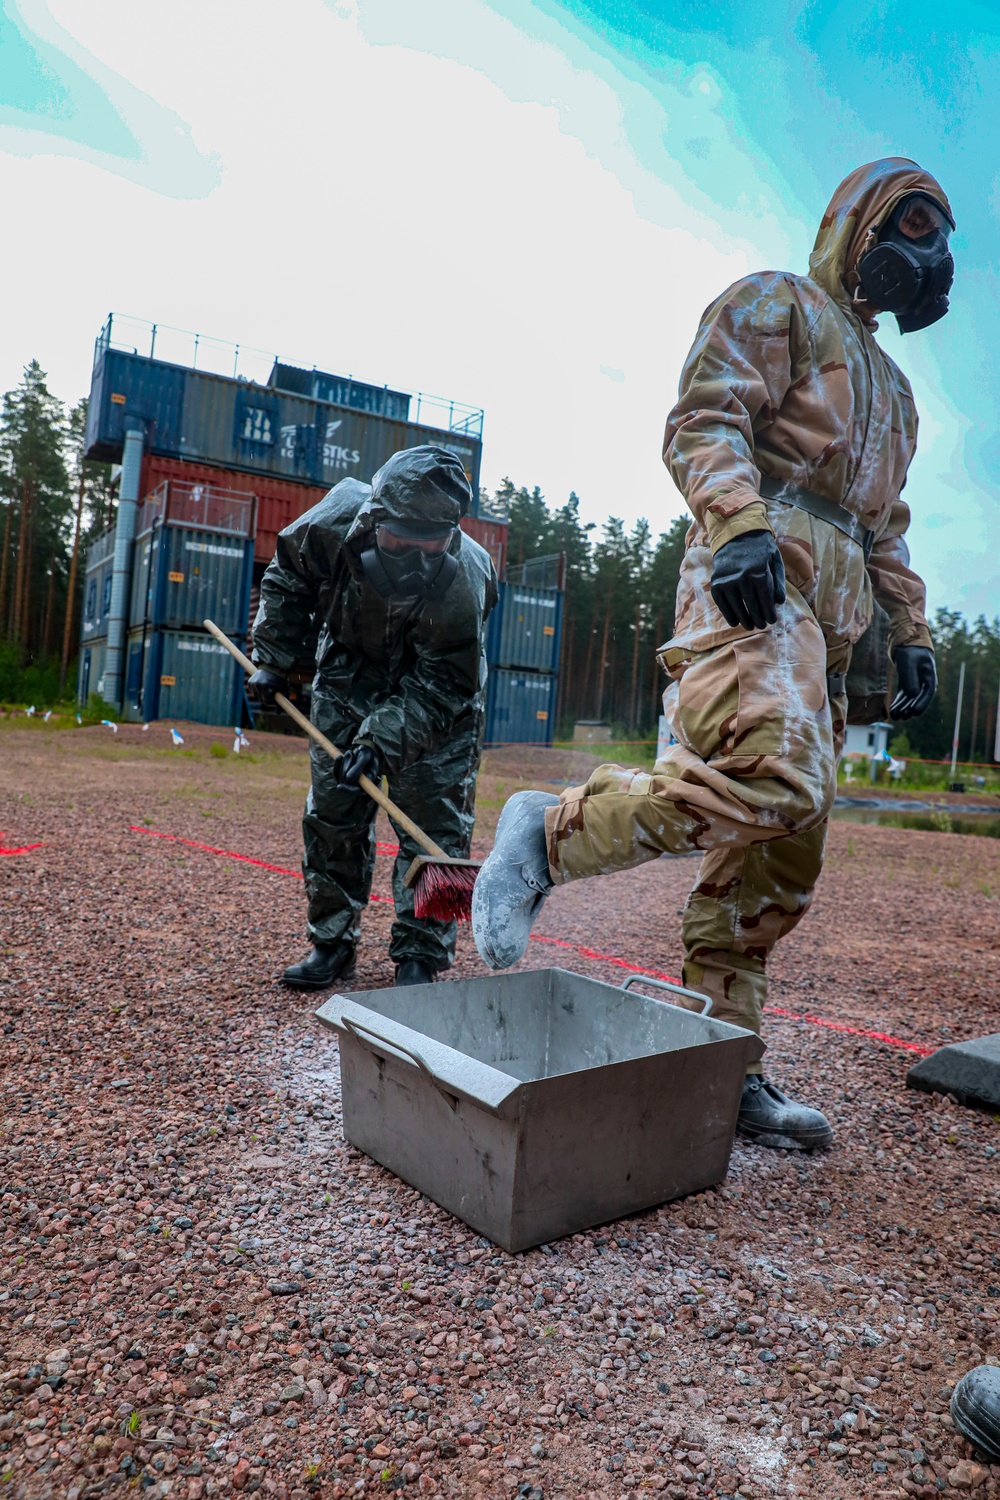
top-left (842, 722), bottom-right (892, 760)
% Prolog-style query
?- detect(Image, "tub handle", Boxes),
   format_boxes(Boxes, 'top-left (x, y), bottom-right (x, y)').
top-left (341, 1015), bottom-right (459, 1110)
top-left (620, 973), bottom-right (712, 1017)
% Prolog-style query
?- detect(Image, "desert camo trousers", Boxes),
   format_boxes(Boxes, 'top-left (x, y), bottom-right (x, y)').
top-left (545, 577), bottom-right (849, 1070)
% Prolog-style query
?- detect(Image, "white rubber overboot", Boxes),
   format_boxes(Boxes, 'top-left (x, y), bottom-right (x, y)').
top-left (472, 791), bottom-right (560, 970)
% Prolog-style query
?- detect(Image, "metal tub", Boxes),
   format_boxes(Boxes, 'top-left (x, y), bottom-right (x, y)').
top-left (317, 968), bottom-right (763, 1253)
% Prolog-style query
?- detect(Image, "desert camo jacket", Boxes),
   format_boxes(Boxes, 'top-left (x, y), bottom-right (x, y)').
top-left (664, 157), bottom-right (951, 656)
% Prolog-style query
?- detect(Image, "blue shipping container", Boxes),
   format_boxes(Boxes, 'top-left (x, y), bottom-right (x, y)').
top-left (86, 348), bottom-right (482, 499)
top-left (486, 583), bottom-right (563, 673)
top-left (124, 628), bottom-right (245, 726)
top-left (77, 639), bottom-right (108, 706)
top-left (130, 525), bottom-right (254, 634)
top-left (81, 529), bottom-right (116, 644)
top-left (484, 670), bottom-right (557, 747)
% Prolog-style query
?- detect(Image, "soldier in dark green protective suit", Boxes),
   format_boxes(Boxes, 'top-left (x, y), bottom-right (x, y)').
top-left (249, 446), bottom-right (498, 990)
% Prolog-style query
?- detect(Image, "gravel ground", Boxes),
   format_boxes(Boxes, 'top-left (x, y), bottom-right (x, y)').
top-left (2, 724), bottom-right (1000, 1500)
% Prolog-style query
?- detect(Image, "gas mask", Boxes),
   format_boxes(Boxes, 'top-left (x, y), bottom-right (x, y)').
top-left (361, 521), bottom-right (459, 600)
top-left (856, 192), bottom-right (955, 333)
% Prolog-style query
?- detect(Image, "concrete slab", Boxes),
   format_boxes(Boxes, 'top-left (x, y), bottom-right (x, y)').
top-left (906, 1034), bottom-right (1000, 1110)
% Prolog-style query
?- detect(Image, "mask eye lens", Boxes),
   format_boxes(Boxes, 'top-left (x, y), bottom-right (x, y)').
top-left (376, 525), bottom-right (453, 555)
top-left (897, 197), bottom-right (950, 241)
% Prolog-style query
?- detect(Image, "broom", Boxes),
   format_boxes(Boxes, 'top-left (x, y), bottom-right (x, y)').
top-left (204, 619), bottom-right (481, 922)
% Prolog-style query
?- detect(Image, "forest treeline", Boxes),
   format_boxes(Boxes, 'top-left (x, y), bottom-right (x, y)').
top-left (488, 479), bottom-right (1000, 761)
top-left (1, 359), bottom-right (998, 764)
top-left (487, 478), bottom-right (688, 733)
top-left (0, 362), bottom-right (113, 702)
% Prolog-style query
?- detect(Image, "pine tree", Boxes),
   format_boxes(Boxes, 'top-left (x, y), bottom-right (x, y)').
top-left (0, 361), bottom-right (72, 659)
top-left (60, 399), bottom-right (115, 691)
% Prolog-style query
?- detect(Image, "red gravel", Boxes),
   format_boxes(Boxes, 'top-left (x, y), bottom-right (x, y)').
top-left (2, 724), bottom-right (1000, 1500)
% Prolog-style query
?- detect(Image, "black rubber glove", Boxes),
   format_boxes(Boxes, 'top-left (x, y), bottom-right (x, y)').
top-left (333, 742), bottom-right (380, 791)
top-left (710, 529), bottom-right (787, 631)
top-left (247, 668), bottom-right (289, 707)
top-left (890, 645), bottom-right (937, 720)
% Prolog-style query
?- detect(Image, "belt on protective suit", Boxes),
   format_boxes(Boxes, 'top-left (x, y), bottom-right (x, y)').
top-left (758, 476), bottom-right (876, 560)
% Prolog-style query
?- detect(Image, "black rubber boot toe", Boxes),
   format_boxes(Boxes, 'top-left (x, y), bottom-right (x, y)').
top-left (282, 942), bottom-right (356, 991)
top-left (737, 1076), bottom-right (833, 1151)
top-left (951, 1364), bottom-right (1000, 1463)
top-left (395, 960), bottom-right (436, 987)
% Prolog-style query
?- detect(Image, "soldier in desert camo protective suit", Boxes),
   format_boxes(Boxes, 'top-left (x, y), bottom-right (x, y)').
top-left (250, 446), bottom-right (497, 992)
top-left (473, 158), bottom-right (953, 1149)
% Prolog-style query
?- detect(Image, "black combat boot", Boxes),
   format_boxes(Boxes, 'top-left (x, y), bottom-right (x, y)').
top-left (282, 942), bottom-right (356, 991)
top-left (737, 1076), bottom-right (833, 1151)
top-left (394, 960), bottom-right (436, 987)
top-left (951, 1365), bottom-right (1000, 1462)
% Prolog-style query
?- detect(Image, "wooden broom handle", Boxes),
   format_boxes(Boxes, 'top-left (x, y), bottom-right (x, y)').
top-left (204, 618), bottom-right (447, 860)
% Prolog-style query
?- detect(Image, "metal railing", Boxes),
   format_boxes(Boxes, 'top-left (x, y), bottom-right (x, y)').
top-left (85, 526), bottom-right (116, 570)
top-left (94, 314), bottom-right (484, 439)
top-left (505, 552), bottom-right (566, 590)
top-left (136, 480), bottom-right (257, 539)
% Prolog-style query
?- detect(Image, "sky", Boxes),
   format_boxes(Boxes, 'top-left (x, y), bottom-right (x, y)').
top-left (1, 0), bottom-right (997, 617)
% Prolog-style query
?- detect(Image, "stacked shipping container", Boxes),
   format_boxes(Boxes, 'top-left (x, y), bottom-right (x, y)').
top-left (79, 317), bottom-right (565, 742)
top-left (85, 338), bottom-right (483, 516)
top-left (77, 528), bottom-right (115, 705)
top-left (80, 317), bottom-right (495, 727)
top-left (122, 481), bottom-right (254, 725)
top-left (483, 557), bottom-right (564, 748)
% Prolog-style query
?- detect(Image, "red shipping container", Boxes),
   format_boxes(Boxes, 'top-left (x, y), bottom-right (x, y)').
top-left (140, 455), bottom-right (508, 576)
top-left (140, 454), bottom-right (326, 567)
top-left (461, 515), bottom-right (507, 579)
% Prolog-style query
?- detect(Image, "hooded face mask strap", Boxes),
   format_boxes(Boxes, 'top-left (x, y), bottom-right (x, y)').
top-left (421, 550), bottom-right (458, 600)
top-left (360, 545), bottom-right (397, 598)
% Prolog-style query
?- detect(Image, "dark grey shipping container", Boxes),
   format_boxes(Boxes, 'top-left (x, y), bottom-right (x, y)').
top-left (487, 583), bottom-right (563, 673)
top-left (81, 528), bottom-right (116, 645)
top-left (130, 525), bottom-right (254, 633)
top-left (124, 627), bottom-right (245, 726)
top-left (269, 361), bottom-right (411, 422)
top-left (485, 670), bottom-right (556, 747)
top-left (86, 341), bottom-right (482, 499)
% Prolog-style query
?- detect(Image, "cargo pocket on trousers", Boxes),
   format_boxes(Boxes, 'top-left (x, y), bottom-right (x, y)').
top-left (671, 644), bottom-right (739, 762)
top-left (731, 632), bottom-right (785, 756)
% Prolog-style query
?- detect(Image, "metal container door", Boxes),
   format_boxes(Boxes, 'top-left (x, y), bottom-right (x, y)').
top-left (156, 631), bottom-right (243, 726)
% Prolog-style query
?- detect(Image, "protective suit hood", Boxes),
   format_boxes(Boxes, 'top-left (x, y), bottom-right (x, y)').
top-left (367, 445), bottom-right (471, 529)
top-left (341, 446), bottom-right (472, 599)
top-left (808, 157), bottom-right (953, 323)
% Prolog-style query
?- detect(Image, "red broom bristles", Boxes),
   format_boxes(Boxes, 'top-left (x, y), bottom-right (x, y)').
top-left (413, 862), bottom-right (478, 923)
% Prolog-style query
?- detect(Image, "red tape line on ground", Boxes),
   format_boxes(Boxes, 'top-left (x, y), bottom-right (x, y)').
top-left (531, 936), bottom-right (933, 1056)
top-left (130, 825), bottom-right (305, 877)
top-left (129, 825), bottom-right (933, 1055)
top-left (762, 1004), bottom-right (933, 1057)
top-left (0, 837), bottom-right (44, 857)
top-left (128, 826), bottom-right (396, 905)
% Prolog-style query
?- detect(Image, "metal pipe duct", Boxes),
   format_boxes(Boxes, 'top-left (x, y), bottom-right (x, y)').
top-left (103, 421), bottom-right (144, 710)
